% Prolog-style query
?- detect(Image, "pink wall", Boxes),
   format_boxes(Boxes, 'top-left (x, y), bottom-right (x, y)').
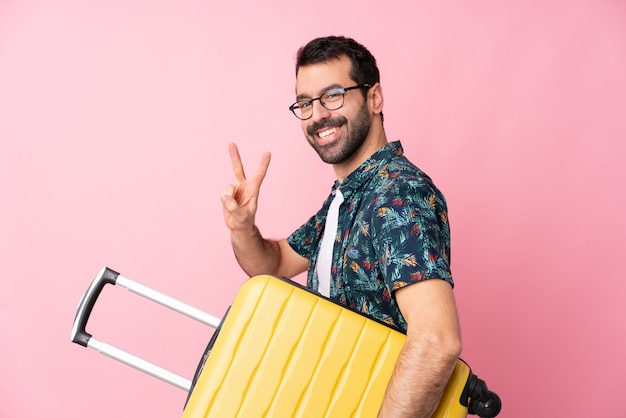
top-left (1, 1), bottom-right (625, 416)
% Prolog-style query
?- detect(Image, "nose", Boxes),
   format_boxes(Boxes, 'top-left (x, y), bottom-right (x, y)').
top-left (310, 99), bottom-right (331, 123)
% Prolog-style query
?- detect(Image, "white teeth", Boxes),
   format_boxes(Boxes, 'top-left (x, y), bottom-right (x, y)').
top-left (319, 127), bottom-right (338, 138)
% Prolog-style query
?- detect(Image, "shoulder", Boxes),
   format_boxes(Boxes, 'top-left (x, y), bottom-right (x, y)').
top-left (369, 159), bottom-right (446, 210)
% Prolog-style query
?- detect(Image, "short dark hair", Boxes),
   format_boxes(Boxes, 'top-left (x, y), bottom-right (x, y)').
top-left (295, 36), bottom-right (383, 122)
top-left (295, 36), bottom-right (381, 87)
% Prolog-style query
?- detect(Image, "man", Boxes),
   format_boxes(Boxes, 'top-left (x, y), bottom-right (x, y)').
top-left (221, 36), bottom-right (462, 418)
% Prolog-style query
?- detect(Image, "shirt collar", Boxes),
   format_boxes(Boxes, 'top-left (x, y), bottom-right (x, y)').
top-left (333, 141), bottom-right (404, 199)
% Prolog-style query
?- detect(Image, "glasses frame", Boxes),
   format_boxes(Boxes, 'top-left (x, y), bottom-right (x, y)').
top-left (288, 84), bottom-right (372, 120)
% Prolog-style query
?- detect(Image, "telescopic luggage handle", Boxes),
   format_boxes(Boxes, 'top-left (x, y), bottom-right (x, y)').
top-left (71, 267), bottom-right (222, 391)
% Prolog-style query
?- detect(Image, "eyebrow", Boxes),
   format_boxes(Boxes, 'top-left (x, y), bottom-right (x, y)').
top-left (296, 83), bottom-right (345, 101)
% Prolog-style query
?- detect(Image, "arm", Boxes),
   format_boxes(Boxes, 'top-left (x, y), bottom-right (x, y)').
top-left (378, 279), bottom-right (462, 418)
top-left (221, 143), bottom-right (308, 278)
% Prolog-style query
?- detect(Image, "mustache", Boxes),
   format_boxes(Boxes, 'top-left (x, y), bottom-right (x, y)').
top-left (307, 117), bottom-right (347, 136)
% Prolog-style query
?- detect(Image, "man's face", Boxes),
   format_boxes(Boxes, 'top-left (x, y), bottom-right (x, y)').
top-left (295, 55), bottom-right (371, 165)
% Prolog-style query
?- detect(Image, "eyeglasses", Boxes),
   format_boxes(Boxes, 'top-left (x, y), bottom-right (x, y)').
top-left (288, 84), bottom-right (371, 120)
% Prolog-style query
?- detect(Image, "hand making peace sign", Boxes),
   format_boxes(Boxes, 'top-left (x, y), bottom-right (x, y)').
top-left (220, 143), bottom-right (271, 233)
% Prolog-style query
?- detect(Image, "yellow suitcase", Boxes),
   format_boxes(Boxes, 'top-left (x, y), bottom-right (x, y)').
top-left (72, 268), bottom-right (501, 417)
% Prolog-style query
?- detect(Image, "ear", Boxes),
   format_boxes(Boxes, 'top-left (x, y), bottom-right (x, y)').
top-left (368, 83), bottom-right (384, 117)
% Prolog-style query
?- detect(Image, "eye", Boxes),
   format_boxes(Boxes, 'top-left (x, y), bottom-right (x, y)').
top-left (323, 89), bottom-right (343, 101)
top-left (298, 100), bottom-right (313, 109)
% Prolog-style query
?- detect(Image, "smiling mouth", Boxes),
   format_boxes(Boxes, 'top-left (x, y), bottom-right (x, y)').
top-left (308, 116), bottom-right (347, 137)
top-left (314, 124), bottom-right (344, 146)
top-left (318, 126), bottom-right (339, 139)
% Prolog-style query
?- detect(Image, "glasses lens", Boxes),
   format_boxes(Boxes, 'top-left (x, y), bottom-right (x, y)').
top-left (321, 89), bottom-right (345, 111)
top-left (292, 101), bottom-right (312, 119)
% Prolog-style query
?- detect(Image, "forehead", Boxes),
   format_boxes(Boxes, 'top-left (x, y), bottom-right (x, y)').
top-left (295, 55), bottom-right (354, 98)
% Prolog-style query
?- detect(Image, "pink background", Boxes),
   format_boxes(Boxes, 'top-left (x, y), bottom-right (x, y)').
top-left (1, 0), bottom-right (625, 417)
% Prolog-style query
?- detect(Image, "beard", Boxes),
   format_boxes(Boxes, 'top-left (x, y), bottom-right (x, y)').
top-left (306, 102), bottom-right (372, 165)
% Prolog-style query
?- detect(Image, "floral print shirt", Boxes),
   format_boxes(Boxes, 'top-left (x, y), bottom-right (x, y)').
top-left (288, 141), bottom-right (453, 332)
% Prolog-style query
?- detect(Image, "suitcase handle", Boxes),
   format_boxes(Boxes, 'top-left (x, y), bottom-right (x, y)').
top-left (70, 267), bottom-right (223, 391)
top-left (71, 267), bottom-right (120, 347)
top-left (72, 267), bottom-right (222, 346)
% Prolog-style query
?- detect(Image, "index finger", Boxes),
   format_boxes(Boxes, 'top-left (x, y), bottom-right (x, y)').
top-left (228, 143), bottom-right (246, 181)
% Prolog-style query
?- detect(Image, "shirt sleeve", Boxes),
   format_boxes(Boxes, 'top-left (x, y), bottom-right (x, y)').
top-left (370, 180), bottom-right (454, 292)
top-left (288, 213), bottom-right (319, 260)
top-left (288, 189), bottom-right (335, 260)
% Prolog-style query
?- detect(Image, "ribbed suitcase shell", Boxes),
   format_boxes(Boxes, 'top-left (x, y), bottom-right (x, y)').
top-left (183, 275), bottom-right (470, 418)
